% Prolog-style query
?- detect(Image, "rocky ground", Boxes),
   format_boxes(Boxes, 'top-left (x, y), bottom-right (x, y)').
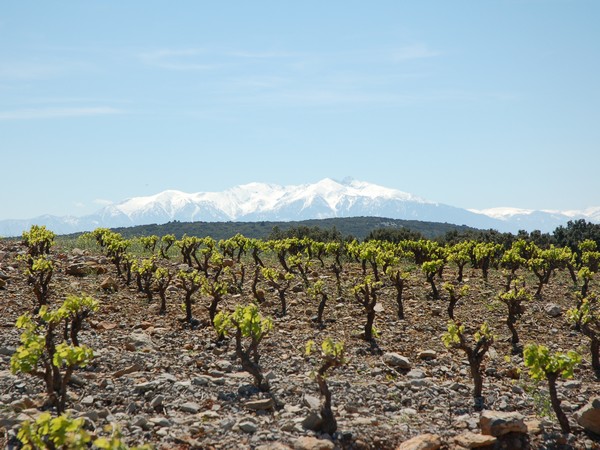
top-left (0, 239), bottom-right (599, 450)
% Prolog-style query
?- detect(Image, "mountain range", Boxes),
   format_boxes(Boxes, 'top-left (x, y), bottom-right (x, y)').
top-left (1, 178), bottom-right (599, 237)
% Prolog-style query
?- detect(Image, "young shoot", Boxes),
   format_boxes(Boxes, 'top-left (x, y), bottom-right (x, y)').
top-left (177, 269), bottom-right (202, 326)
top-left (353, 275), bottom-right (382, 341)
top-left (442, 282), bottom-right (469, 320)
top-left (261, 267), bottom-right (295, 316)
top-left (523, 344), bottom-right (581, 433)
top-left (307, 280), bottom-right (328, 324)
top-left (214, 304), bottom-right (273, 391)
top-left (498, 283), bottom-right (531, 355)
top-left (567, 297), bottom-right (599, 373)
top-left (442, 321), bottom-right (494, 411)
top-left (305, 338), bottom-right (347, 434)
top-left (11, 300), bottom-right (96, 413)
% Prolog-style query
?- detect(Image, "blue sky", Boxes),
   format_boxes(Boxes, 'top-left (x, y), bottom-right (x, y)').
top-left (1, 1), bottom-right (599, 220)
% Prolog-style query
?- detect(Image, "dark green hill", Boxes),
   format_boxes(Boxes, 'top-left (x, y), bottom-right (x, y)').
top-left (103, 216), bottom-right (478, 241)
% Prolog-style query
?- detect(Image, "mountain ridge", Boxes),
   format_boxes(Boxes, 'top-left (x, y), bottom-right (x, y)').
top-left (1, 178), bottom-right (598, 236)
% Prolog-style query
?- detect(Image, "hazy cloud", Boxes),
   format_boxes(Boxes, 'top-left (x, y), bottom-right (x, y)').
top-left (0, 107), bottom-right (123, 120)
top-left (391, 44), bottom-right (440, 62)
top-left (93, 199), bottom-right (114, 206)
top-left (0, 61), bottom-right (89, 80)
top-left (139, 48), bottom-right (224, 71)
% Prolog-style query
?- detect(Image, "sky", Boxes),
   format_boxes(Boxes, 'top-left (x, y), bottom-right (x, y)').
top-left (1, 1), bottom-right (599, 220)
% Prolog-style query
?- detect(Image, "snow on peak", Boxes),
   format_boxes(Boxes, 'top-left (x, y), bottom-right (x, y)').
top-left (468, 207), bottom-right (536, 220)
top-left (100, 178), bottom-right (432, 221)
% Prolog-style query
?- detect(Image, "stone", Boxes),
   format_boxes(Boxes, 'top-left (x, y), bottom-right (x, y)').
top-left (0, 346), bottom-right (15, 356)
top-left (418, 350), bottom-right (437, 360)
top-left (127, 402), bottom-right (140, 414)
top-left (238, 418), bottom-right (258, 433)
top-left (66, 263), bottom-right (91, 276)
top-left (244, 398), bottom-right (274, 410)
top-left (562, 379), bottom-right (582, 390)
top-left (126, 332), bottom-right (154, 351)
top-left (480, 410), bottom-right (527, 436)
top-left (80, 410), bottom-right (99, 422)
top-left (383, 352), bottom-right (412, 370)
top-left (302, 394), bottom-right (321, 410)
top-left (100, 276), bottom-right (118, 292)
top-left (180, 401), bottom-right (201, 413)
top-left (0, 269), bottom-right (10, 280)
top-left (525, 419), bottom-right (542, 435)
top-left (150, 396), bottom-right (164, 409)
top-left (81, 395), bottom-right (94, 406)
top-left (214, 359), bottom-right (234, 372)
top-left (453, 431), bottom-right (497, 448)
top-left (407, 369), bottom-right (426, 379)
top-left (396, 433), bottom-right (442, 450)
top-left (576, 396), bottom-right (600, 435)
top-left (256, 444), bottom-right (292, 450)
top-left (134, 381), bottom-right (159, 393)
top-left (192, 376), bottom-right (210, 386)
top-left (0, 278), bottom-right (5, 289)
top-left (10, 397), bottom-right (37, 411)
top-left (112, 363), bottom-right (144, 378)
top-left (131, 416), bottom-right (149, 429)
top-left (544, 303), bottom-right (562, 317)
top-left (149, 417), bottom-right (171, 428)
top-left (158, 372), bottom-right (178, 383)
top-left (293, 436), bottom-right (335, 450)
top-left (97, 408), bottom-right (111, 419)
top-left (301, 411), bottom-right (323, 431)
top-left (96, 321), bottom-right (118, 331)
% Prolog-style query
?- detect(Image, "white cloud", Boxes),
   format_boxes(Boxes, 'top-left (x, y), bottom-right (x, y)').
top-left (0, 107), bottom-right (123, 120)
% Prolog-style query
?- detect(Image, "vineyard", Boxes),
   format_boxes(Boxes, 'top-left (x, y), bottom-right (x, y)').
top-left (1, 225), bottom-right (599, 450)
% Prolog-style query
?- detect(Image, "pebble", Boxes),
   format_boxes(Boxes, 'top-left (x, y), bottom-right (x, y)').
top-left (180, 401), bottom-right (201, 413)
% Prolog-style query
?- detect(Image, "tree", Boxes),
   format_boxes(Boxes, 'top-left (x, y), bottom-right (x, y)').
top-left (261, 267), bottom-right (294, 316)
top-left (139, 235), bottom-right (159, 254)
top-left (27, 256), bottom-right (54, 311)
top-left (200, 274), bottom-right (229, 331)
top-left (307, 280), bottom-right (328, 324)
top-left (177, 269), bottom-right (202, 325)
top-left (155, 267), bottom-right (173, 315)
top-left (498, 283), bottom-right (531, 355)
top-left (159, 234), bottom-right (176, 259)
top-left (176, 235), bottom-right (201, 267)
top-left (22, 225), bottom-right (55, 263)
top-left (442, 321), bottom-right (494, 410)
top-left (499, 241), bottom-right (529, 291)
top-left (287, 251), bottom-right (312, 286)
top-left (447, 241), bottom-right (474, 283)
top-left (58, 295), bottom-right (99, 347)
top-left (523, 344), bottom-right (581, 433)
top-left (305, 338), bottom-right (346, 434)
top-left (353, 275), bottom-right (382, 341)
top-left (214, 304), bottom-right (273, 391)
top-left (422, 259), bottom-right (445, 300)
top-left (11, 300), bottom-right (95, 413)
top-left (472, 242), bottom-right (502, 282)
top-left (442, 282), bottom-right (469, 320)
top-left (134, 257), bottom-right (157, 302)
top-left (567, 297), bottom-right (599, 374)
top-left (386, 263), bottom-right (410, 320)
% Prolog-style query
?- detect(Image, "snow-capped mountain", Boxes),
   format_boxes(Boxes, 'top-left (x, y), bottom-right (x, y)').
top-left (0, 178), bottom-right (598, 236)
